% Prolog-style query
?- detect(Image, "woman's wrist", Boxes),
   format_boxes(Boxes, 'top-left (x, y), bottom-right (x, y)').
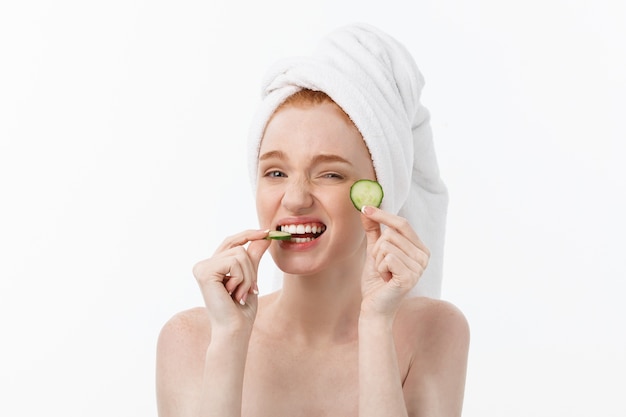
top-left (358, 309), bottom-right (395, 331)
top-left (210, 321), bottom-right (254, 346)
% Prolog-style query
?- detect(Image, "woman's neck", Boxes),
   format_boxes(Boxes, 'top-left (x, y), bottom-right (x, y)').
top-left (264, 265), bottom-right (363, 346)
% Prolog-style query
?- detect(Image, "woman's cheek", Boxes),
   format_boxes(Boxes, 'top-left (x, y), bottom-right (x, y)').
top-left (256, 185), bottom-right (283, 221)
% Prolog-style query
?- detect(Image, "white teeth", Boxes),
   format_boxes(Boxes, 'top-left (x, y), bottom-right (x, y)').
top-left (283, 224), bottom-right (297, 234)
top-left (279, 223), bottom-right (326, 238)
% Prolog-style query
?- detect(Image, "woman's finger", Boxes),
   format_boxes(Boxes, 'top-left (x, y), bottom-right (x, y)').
top-left (214, 229), bottom-right (270, 254)
top-left (372, 230), bottom-right (430, 272)
top-left (231, 248), bottom-right (258, 305)
top-left (360, 206), bottom-right (382, 248)
top-left (247, 238), bottom-right (272, 270)
top-left (222, 255), bottom-right (246, 296)
top-left (360, 206), bottom-right (427, 251)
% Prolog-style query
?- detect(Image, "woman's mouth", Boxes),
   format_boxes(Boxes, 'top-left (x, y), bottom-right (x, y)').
top-left (277, 222), bottom-right (326, 243)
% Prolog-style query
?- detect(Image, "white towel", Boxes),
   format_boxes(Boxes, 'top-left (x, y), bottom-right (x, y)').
top-left (247, 23), bottom-right (448, 298)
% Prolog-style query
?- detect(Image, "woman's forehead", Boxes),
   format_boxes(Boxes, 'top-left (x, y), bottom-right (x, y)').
top-left (262, 102), bottom-right (363, 146)
top-left (259, 105), bottom-right (371, 159)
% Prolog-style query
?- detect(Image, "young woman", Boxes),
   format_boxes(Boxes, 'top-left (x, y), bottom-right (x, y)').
top-left (156, 24), bottom-right (469, 417)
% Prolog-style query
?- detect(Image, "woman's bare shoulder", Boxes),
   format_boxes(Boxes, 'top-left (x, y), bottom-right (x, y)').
top-left (395, 297), bottom-right (470, 351)
top-left (156, 307), bottom-right (211, 415)
top-left (160, 306), bottom-right (210, 334)
top-left (157, 307), bottom-right (211, 363)
top-left (395, 298), bottom-right (470, 415)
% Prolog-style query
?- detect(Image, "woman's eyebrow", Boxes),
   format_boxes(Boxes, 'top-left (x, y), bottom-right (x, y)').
top-left (310, 154), bottom-right (353, 166)
top-left (259, 150), bottom-right (285, 161)
top-left (259, 151), bottom-right (353, 166)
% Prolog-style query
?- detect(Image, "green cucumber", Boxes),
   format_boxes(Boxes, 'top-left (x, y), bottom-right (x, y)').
top-left (350, 179), bottom-right (384, 211)
top-left (266, 230), bottom-right (292, 240)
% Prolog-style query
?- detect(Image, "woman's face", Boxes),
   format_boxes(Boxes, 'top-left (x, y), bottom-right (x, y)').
top-left (256, 100), bottom-right (376, 276)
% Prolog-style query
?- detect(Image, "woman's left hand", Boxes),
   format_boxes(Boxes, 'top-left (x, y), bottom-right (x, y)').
top-left (359, 205), bottom-right (430, 318)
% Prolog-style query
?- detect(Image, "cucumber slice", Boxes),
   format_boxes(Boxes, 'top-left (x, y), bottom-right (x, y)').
top-left (266, 230), bottom-right (292, 240)
top-left (350, 179), bottom-right (384, 211)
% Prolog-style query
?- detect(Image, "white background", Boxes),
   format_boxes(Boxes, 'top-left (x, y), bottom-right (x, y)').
top-left (1, 1), bottom-right (625, 416)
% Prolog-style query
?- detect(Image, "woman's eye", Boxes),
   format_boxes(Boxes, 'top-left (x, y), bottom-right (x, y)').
top-left (323, 172), bottom-right (343, 179)
top-left (265, 170), bottom-right (286, 178)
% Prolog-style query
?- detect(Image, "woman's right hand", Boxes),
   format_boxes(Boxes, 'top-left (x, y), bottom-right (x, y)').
top-left (192, 229), bottom-right (272, 335)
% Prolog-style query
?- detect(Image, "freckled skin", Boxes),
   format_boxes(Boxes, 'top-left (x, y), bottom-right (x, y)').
top-left (256, 101), bottom-right (376, 277)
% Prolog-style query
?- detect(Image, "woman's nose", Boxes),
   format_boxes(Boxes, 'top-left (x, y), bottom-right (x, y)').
top-left (281, 178), bottom-right (314, 213)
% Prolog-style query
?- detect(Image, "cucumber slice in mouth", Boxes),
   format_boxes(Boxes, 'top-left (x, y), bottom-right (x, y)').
top-left (350, 179), bottom-right (384, 211)
top-left (266, 230), bottom-right (292, 240)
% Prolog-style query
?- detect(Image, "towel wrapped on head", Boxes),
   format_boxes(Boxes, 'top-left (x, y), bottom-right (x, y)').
top-left (247, 23), bottom-right (448, 298)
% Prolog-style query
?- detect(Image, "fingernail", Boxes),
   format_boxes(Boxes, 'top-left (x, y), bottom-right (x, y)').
top-left (253, 288), bottom-right (259, 295)
top-left (239, 297), bottom-right (246, 305)
top-left (361, 205), bottom-right (374, 215)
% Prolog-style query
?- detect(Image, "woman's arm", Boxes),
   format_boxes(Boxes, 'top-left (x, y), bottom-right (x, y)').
top-left (156, 310), bottom-right (255, 417)
top-left (357, 206), bottom-right (425, 417)
top-left (198, 327), bottom-right (254, 416)
top-left (359, 312), bottom-right (409, 417)
top-left (156, 229), bottom-right (270, 417)
top-left (358, 206), bottom-right (469, 416)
